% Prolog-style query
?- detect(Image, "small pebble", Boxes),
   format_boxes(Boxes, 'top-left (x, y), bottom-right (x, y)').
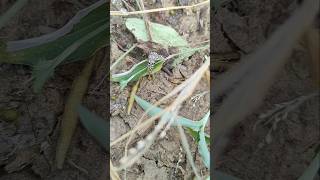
top-left (137, 140), bottom-right (145, 150)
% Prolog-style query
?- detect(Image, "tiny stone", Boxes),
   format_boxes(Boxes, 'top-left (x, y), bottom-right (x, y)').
top-left (129, 148), bottom-right (137, 155)
top-left (146, 134), bottom-right (153, 141)
top-left (160, 131), bottom-right (166, 138)
top-left (120, 156), bottom-right (128, 164)
top-left (137, 140), bottom-right (145, 150)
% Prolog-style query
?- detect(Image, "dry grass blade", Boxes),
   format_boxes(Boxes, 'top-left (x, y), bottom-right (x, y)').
top-left (213, 0), bottom-right (319, 160)
top-left (137, 0), bottom-right (152, 41)
top-left (55, 53), bottom-right (99, 168)
top-left (177, 124), bottom-right (201, 179)
top-left (110, 0), bottom-right (209, 16)
top-left (110, 161), bottom-right (121, 180)
top-left (110, 44), bottom-right (137, 72)
top-left (127, 79), bottom-right (140, 115)
top-left (205, 69), bottom-right (210, 85)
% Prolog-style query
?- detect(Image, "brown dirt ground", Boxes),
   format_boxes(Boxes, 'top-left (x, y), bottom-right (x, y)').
top-left (0, 1), bottom-right (107, 180)
top-left (110, 0), bottom-right (210, 179)
top-left (0, 0), bottom-right (318, 180)
top-left (213, 0), bottom-right (319, 179)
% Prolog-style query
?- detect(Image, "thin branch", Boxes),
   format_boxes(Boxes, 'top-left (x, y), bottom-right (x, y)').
top-left (110, 0), bottom-right (209, 16)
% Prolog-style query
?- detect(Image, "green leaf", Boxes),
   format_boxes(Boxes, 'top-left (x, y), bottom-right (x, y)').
top-left (134, 95), bottom-right (204, 131)
top-left (186, 128), bottom-right (210, 144)
top-left (134, 95), bottom-right (211, 168)
top-left (172, 44), bottom-right (209, 66)
top-left (125, 18), bottom-right (188, 47)
top-left (0, 1), bottom-right (107, 66)
top-left (298, 151), bottom-right (320, 180)
top-left (125, 18), bottom-right (200, 66)
top-left (32, 60), bottom-right (55, 92)
top-left (198, 111), bottom-right (210, 168)
top-left (31, 23), bottom-right (107, 92)
top-left (77, 105), bottom-right (107, 149)
top-left (111, 58), bottom-right (165, 90)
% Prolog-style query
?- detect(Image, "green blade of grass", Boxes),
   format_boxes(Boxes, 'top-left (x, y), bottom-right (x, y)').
top-left (0, 1), bottom-right (108, 66)
top-left (125, 18), bottom-right (188, 47)
top-left (186, 128), bottom-right (210, 144)
top-left (134, 95), bottom-right (211, 168)
top-left (198, 111), bottom-right (210, 168)
top-left (110, 44), bottom-right (137, 71)
top-left (32, 24), bottom-right (107, 92)
top-left (77, 105), bottom-right (107, 149)
top-left (298, 151), bottom-right (320, 180)
top-left (134, 95), bottom-right (203, 131)
top-left (7, 0), bottom-right (106, 51)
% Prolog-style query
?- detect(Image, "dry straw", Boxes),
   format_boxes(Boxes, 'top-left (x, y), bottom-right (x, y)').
top-left (110, 0), bottom-right (209, 16)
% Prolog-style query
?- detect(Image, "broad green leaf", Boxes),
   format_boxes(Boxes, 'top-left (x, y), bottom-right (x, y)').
top-left (125, 18), bottom-right (188, 47)
top-left (77, 105), bottom-right (107, 149)
top-left (32, 24), bottom-right (107, 92)
top-left (0, 1), bottom-right (107, 66)
top-left (125, 18), bottom-right (209, 66)
top-left (298, 151), bottom-right (320, 180)
top-left (111, 58), bottom-right (165, 90)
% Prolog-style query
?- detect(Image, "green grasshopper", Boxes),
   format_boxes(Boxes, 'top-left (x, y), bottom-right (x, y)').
top-left (147, 51), bottom-right (164, 80)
